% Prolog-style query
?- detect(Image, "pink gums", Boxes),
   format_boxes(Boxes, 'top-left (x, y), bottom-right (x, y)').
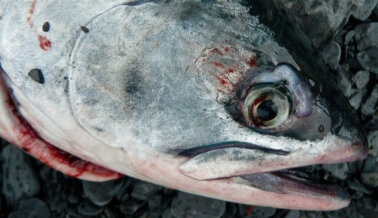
top-left (0, 70), bottom-right (122, 181)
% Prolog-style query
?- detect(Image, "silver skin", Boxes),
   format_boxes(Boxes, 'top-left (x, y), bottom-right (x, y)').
top-left (0, 0), bottom-right (367, 210)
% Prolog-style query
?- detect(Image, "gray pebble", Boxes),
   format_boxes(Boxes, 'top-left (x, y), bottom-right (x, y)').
top-left (361, 84), bottom-right (378, 116)
top-left (355, 22), bottom-right (378, 51)
top-left (352, 0), bottom-right (378, 20)
top-left (171, 192), bottom-right (225, 218)
top-left (322, 163), bottom-right (349, 180)
top-left (148, 194), bottom-right (162, 210)
top-left (347, 178), bottom-right (372, 194)
top-left (9, 198), bottom-right (51, 218)
top-left (348, 88), bottom-right (366, 110)
top-left (120, 199), bottom-right (146, 215)
top-left (284, 210), bottom-right (299, 218)
top-left (362, 155), bottom-right (377, 172)
top-left (336, 65), bottom-right (354, 97)
top-left (344, 30), bottom-right (355, 45)
top-left (322, 41), bottom-right (341, 70)
top-left (361, 171), bottom-right (378, 188)
top-left (162, 208), bottom-right (174, 218)
top-left (352, 70), bottom-right (370, 89)
top-left (249, 206), bottom-right (276, 218)
top-left (357, 47), bottom-right (378, 74)
top-left (1, 145), bottom-right (40, 207)
top-left (131, 181), bottom-right (162, 201)
top-left (83, 178), bottom-right (124, 206)
top-left (77, 201), bottom-right (103, 216)
top-left (367, 130), bottom-right (378, 156)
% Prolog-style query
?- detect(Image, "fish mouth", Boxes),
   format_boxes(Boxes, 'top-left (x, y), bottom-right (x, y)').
top-left (177, 139), bottom-right (366, 206)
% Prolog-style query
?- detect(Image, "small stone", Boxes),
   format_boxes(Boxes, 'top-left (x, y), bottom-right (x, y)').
top-left (361, 84), bottom-right (378, 116)
top-left (9, 198), bottom-right (51, 218)
top-left (68, 193), bottom-right (79, 204)
top-left (83, 178), bottom-right (124, 206)
top-left (171, 192), bottom-right (225, 218)
top-left (131, 181), bottom-right (162, 201)
top-left (120, 199), bottom-right (146, 215)
top-left (284, 210), bottom-right (299, 218)
top-left (361, 171), bottom-right (378, 188)
top-left (362, 155), bottom-right (377, 172)
top-left (322, 163), bottom-right (348, 180)
top-left (322, 41), bottom-right (341, 70)
top-left (348, 88), bottom-right (366, 110)
top-left (352, 0), bottom-right (378, 20)
top-left (347, 178), bottom-right (372, 194)
top-left (355, 22), bottom-right (378, 51)
top-left (77, 201), bottom-right (103, 216)
top-left (148, 195), bottom-right (162, 210)
top-left (357, 47), bottom-right (378, 74)
top-left (352, 70), bottom-right (370, 89)
top-left (336, 65), bottom-right (353, 97)
top-left (367, 130), bottom-right (378, 156)
top-left (344, 30), bottom-right (355, 45)
top-left (248, 206), bottom-right (276, 217)
top-left (1, 145), bottom-right (40, 207)
top-left (162, 208), bottom-right (174, 218)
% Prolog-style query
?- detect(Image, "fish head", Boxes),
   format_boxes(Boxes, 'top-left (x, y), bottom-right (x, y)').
top-left (0, 0), bottom-right (367, 210)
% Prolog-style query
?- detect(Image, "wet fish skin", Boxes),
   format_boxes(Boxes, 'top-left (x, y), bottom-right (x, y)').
top-left (0, 0), bottom-right (367, 210)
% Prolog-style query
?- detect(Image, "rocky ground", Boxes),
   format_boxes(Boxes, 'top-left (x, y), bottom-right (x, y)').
top-left (1, 1), bottom-right (377, 218)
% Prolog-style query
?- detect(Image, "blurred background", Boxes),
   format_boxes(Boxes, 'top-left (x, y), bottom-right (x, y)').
top-left (1, 1), bottom-right (377, 217)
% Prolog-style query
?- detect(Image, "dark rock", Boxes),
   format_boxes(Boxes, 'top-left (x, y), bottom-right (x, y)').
top-left (284, 210), bottom-right (299, 218)
top-left (352, 70), bottom-right (370, 89)
top-left (355, 22), bottom-right (378, 51)
top-left (347, 178), bottom-right (372, 194)
top-left (336, 65), bottom-right (354, 97)
top-left (248, 206), bottom-right (276, 217)
top-left (131, 181), bottom-right (162, 201)
top-left (120, 199), bottom-right (146, 215)
top-left (367, 130), bottom-right (378, 156)
top-left (1, 145), bottom-right (40, 207)
top-left (162, 208), bottom-right (174, 218)
top-left (9, 198), bottom-right (50, 218)
top-left (322, 41), bottom-right (341, 70)
top-left (361, 84), bottom-right (378, 116)
top-left (357, 47), bottom-right (378, 74)
top-left (362, 155), bottom-right (377, 172)
top-left (148, 194), bottom-right (162, 210)
top-left (272, 0), bottom-right (354, 48)
top-left (361, 169), bottom-right (378, 188)
top-left (77, 201), bottom-right (103, 216)
top-left (68, 193), bottom-right (79, 204)
top-left (352, 0), bottom-right (378, 20)
top-left (171, 192), bottom-right (225, 218)
top-left (322, 163), bottom-right (348, 180)
top-left (344, 30), bottom-right (355, 45)
top-left (83, 178), bottom-right (124, 206)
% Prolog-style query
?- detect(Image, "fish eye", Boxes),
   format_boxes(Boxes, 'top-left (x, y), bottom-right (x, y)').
top-left (242, 83), bottom-right (292, 130)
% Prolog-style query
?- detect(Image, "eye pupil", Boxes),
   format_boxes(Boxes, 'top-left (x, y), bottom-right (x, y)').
top-left (256, 100), bottom-right (278, 121)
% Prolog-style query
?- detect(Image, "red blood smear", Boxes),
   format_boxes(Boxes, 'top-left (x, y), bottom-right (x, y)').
top-left (247, 57), bottom-right (257, 67)
top-left (251, 95), bottom-right (268, 120)
top-left (0, 70), bottom-right (122, 181)
top-left (29, 0), bottom-right (37, 14)
top-left (213, 62), bottom-right (225, 68)
top-left (216, 75), bottom-right (227, 85)
top-left (210, 48), bottom-right (224, 56)
top-left (227, 68), bottom-right (235, 73)
top-left (38, 35), bottom-right (51, 51)
top-left (224, 46), bottom-right (233, 53)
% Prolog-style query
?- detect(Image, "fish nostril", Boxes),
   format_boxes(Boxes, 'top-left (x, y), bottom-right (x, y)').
top-left (42, 22), bottom-right (50, 32)
top-left (351, 139), bottom-right (368, 160)
top-left (28, 69), bottom-right (45, 84)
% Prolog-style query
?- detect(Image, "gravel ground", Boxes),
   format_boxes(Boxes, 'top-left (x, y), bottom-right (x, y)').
top-left (1, 1), bottom-right (377, 218)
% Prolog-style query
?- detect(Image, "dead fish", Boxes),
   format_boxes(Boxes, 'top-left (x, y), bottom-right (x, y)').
top-left (0, 0), bottom-right (367, 210)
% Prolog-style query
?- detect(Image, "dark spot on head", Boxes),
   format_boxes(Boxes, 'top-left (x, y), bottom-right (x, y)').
top-left (28, 69), bottom-right (45, 84)
top-left (42, 22), bottom-right (50, 32)
top-left (318, 124), bottom-right (324, 132)
top-left (81, 26), bottom-right (89, 33)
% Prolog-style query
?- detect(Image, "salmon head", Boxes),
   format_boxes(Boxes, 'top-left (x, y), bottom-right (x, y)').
top-left (0, 0), bottom-right (367, 210)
